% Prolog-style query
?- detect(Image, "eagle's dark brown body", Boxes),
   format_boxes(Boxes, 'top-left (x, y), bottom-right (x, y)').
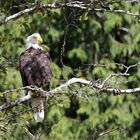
top-left (19, 47), bottom-right (52, 122)
top-left (19, 47), bottom-right (52, 89)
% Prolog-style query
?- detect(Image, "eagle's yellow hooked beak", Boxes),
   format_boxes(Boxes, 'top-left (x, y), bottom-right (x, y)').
top-left (36, 37), bottom-right (43, 44)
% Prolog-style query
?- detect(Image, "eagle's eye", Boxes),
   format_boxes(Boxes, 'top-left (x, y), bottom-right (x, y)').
top-left (33, 36), bottom-right (37, 39)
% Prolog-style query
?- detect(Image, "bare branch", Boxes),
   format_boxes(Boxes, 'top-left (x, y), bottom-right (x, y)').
top-left (0, 125), bottom-right (10, 132)
top-left (2, 86), bottom-right (43, 95)
top-left (55, 77), bottom-right (140, 95)
top-left (115, 63), bottom-right (138, 74)
top-left (1, 77), bottom-right (140, 111)
top-left (94, 127), bottom-right (124, 139)
top-left (125, 63), bottom-right (138, 74)
top-left (99, 73), bottom-right (129, 88)
top-left (0, 1), bottom-right (140, 25)
top-left (93, 8), bottom-right (140, 17)
top-left (0, 6), bottom-right (36, 25)
top-left (0, 94), bottom-right (31, 111)
top-left (23, 127), bottom-right (35, 140)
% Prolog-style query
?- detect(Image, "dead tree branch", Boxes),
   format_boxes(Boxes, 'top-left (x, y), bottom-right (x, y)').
top-left (1, 76), bottom-right (140, 111)
top-left (94, 127), bottom-right (124, 139)
top-left (0, 125), bottom-right (10, 132)
top-left (0, 94), bottom-right (31, 111)
top-left (0, 1), bottom-right (140, 25)
top-left (99, 73), bottom-right (130, 88)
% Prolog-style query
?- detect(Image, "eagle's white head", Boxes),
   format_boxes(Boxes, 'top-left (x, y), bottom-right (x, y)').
top-left (26, 33), bottom-right (43, 50)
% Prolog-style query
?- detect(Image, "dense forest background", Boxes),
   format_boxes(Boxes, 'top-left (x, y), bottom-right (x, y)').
top-left (0, 0), bottom-right (140, 139)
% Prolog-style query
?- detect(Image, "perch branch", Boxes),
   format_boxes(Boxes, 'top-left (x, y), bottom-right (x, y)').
top-left (1, 77), bottom-right (140, 111)
top-left (0, 94), bottom-right (31, 111)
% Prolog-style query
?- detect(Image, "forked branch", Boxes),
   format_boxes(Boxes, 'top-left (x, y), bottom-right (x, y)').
top-left (0, 77), bottom-right (140, 111)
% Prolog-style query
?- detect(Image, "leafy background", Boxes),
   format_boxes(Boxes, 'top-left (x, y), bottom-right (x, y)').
top-left (0, 0), bottom-right (140, 139)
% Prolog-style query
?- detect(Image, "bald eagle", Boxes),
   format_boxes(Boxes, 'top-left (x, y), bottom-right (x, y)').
top-left (19, 33), bottom-right (52, 122)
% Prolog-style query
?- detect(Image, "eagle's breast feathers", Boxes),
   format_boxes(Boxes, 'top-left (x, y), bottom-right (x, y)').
top-left (19, 47), bottom-right (52, 89)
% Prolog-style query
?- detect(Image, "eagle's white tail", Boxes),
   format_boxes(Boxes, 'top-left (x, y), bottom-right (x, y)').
top-left (31, 98), bottom-right (44, 122)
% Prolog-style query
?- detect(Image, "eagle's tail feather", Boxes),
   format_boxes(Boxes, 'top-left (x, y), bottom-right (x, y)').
top-left (31, 98), bottom-right (44, 122)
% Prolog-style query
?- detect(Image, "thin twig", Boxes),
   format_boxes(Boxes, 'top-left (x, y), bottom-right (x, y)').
top-left (95, 127), bottom-right (124, 139)
top-left (99, 73), bottom-right (129, 88)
